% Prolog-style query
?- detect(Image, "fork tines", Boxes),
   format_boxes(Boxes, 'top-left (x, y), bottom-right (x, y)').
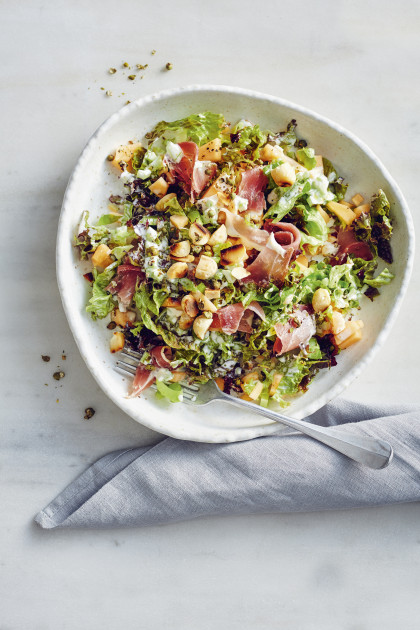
top-left (115, 349), bottom-right (200, 401)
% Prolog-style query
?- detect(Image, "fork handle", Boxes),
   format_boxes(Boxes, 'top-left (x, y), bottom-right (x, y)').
top-left (220, 395), bottom-right (393, 469)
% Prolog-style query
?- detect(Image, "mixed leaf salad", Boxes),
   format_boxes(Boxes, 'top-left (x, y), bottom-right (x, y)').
top-left (75, 112), bottom-right (394, 407)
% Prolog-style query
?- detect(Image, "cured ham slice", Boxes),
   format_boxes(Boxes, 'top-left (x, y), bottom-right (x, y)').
top-left (337, 228), bottom-right (373, 262)
top-left (106, 264), bottom-right (145, 307)
top-left (128, 365), bottom-right (156, 398)
top-left (210, 301), bottom-right (265, 334)
top-left (263, 220), bottom-right (301, 251)
top-left (238, 168), bottom-right (268, 215)
top-left (150, 345), bottom-right (172, 368)
top-left (273, 309), bottom-right (316, 356)
top-left (169, 142), bottom-right (216, 200)
top-left (242, 245), bottom-right (293, 286)
top-left (222, 209), bottom-right (269, 251)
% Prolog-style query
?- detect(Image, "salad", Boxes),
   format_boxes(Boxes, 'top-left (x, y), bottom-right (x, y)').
top-left (75, 112), bottom-right (393, 407)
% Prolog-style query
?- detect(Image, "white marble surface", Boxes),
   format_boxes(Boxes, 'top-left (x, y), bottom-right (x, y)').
top-left (1, 1), bottom-right (420, 628)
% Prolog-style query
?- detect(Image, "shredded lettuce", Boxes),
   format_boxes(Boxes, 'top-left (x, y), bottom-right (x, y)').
top-left (301, 205), bottom-right (329, 242)
top-left (155, 381), bottom-right (183, 403)
top-left (296, 147), bottom-right (317, 170)
top-left (146, 112), bottom-right (224, 146)
top-left (322, 157), bottom-right (348, 201)
top-left (354, 189), bottom-right (393, 264)
top-left (86, 264), bottom-right (118, 320)
top-left (264, 174), bottom-right (311, 220)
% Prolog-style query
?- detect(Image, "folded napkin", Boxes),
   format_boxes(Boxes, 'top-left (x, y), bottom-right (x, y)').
top-left (35, 399), bottom-right (420, 529)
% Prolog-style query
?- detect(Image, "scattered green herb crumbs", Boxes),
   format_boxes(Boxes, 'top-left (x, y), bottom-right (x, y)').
top-left (151, 49), bottom-right (156, 55)
top-left (109, 68), bottom-right (117, 74)
top-left (128, 75), bottom-right (136, 80)
top-left (53, 371), bottom-right (65, 381)
top-left (84, 407), bottom-right (96, 420)
top-left (105, 90), bottom-right (112, 97)
top-left (107, 154), bottom-right (115, 162)
top-left (123, 62), bottom-right (129, 68)
top-left (136, 64), bottom-right (148, 70)
top-left (166, 62), bottom-right (173, 70)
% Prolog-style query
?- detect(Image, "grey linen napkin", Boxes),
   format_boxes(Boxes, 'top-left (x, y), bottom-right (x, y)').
top-left (35, 399), bottom-right (420, 529)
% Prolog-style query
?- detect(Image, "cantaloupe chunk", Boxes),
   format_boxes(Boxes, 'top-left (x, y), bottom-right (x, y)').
top-left (352, 193), bottom-right (364, 206)
top-left (354, 203), bottom-right (370, 219)
top-left (198, 138), bottom-right (222, 162)
top-left (335, 320), bottom-right (364, 349)
top-left (110, 142), bottom-right (143, 171)
top-left (91, 244), bottom-right (113, 268)
top-left (316, 204), bottom-right (330, 224)
top-left (149, 177), bottom-right (169, 198)
top-left (326, 201), bottom-right (356, 226)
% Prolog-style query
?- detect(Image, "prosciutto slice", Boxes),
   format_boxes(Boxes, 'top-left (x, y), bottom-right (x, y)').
top-left (263, 221), bottom-right (301, 251)
top-left (238, 167), bottom-right (268, 215)
top-left (106, 264), bottom-right (145, 307)
top-left (222, 209), bottom-right (269, 251)
top-left (210, 301), bottom-right (265, 335)
top-left (150, 345), bottom-right (172, 369)
top-left (128, 365), bottom-right (156, 398)
top-left (169, 142), bottom-right (216, 200)
top-left (273, 309), bottom-right (316, 356)
top-left (336, 228), bottom-right (373, 262)
top-left (242, 245), bottom-right (294, 286)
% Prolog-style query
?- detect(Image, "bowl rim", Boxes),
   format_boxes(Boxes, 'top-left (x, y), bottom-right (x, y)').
top-left (56, 84), bottom-right (415, 442)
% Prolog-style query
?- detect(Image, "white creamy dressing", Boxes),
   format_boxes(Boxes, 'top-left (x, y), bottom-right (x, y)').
top-left (154, 368), bottom-right (173, 382)
top-left (134, 222), bottom-right (167, 282)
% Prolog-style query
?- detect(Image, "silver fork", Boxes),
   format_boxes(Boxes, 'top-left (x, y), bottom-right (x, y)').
top-left (117, 349), bottom-right (393, 469)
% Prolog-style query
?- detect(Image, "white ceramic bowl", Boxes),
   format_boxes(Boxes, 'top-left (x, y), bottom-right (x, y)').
top-left (57, 85), bottom-right (414, 442)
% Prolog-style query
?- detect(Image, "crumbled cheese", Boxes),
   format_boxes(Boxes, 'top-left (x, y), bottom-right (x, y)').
top-left (231, 194), bottom-right (248, 213)
top-left (266, 232), bottom-right (286, 256)
top-left (137, 168), bottom-right (152, 180)
top-left (155, 368), bottom-right (172, 382)
top-left (120, 170), bottom-right (135, 184)
top-left (166, 141), bottom-right (183, 163)
top-left (322, 241), bottom-right (339, 256)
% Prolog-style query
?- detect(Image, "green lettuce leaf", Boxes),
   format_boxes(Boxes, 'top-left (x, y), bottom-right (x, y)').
top-left (264, 174), bottom-right (311, 221)
top-left (354, 189), bottom-right (393, 264)
top-left (96, 214), bottom-right (121, 226)
top-left (155, 381), bottom-right (183, 403)
top-left (111, 244), bottom-right (133, 260)
top-left (363, 267), bottom-right (394, 288)
top-left (296, 147), bottom-right (317, 170)
top-left (322, 157), bottom-right (348, 201)
top-left (301, 205), bottom-right (329, 241)
top-left (86, 264), bottom-right (118, 320)
top-left (146, 112), bottom-right (224, 146)
top-left (231, 123), bottom-right (268, 158)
